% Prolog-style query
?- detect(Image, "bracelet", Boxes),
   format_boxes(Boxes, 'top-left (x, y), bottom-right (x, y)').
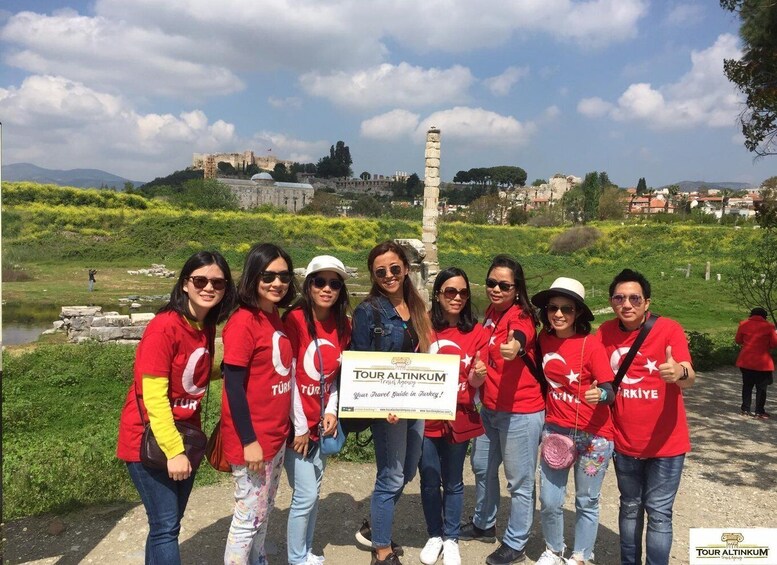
top-left (599, 388), bottom-right (608, 403)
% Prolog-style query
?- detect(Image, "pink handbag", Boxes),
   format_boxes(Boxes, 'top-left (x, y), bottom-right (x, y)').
top-left (541, 433), bottom-right (577, 469)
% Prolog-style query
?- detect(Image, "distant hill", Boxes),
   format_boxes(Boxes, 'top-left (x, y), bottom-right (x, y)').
top-left (664, 180), bottom-right (755, 192)
top-left (1, 163), bottom-right (143, 189)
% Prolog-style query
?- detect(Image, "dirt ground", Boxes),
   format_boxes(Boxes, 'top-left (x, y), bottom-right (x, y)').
top-left (3, 366), bottom-right (776, 565)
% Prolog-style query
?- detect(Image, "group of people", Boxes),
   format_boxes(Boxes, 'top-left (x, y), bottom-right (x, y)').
top-left (117, 240), bottom-right (708, 565)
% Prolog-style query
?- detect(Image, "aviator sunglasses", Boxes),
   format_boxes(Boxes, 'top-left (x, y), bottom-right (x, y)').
top-left (486, 278), bottom-right (516, 292)
top-left (374, 265), bottom-right (403, 279)
top-left (259, 271), bottom-right (293, 284)
top-left (312, 276), bottom-right (344, 291)
top-left (188, 276), bottom-right (227, 291)
top-left (546, 304), bottom-right (576, 315)
top-left (610, 294), bottom-right (644, 306)
top-left (441, 287), bottom-right (469, 300)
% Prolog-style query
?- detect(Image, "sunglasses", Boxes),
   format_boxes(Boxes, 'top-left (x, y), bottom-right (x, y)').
top-left (374, 265), bottom-right (403, 279)
top-left (441, 287), bottom-right (470, 300)
top-left (486, 278), bottom-right (515, 292)
top-left (611, 294), bottom-right (644, 306)
top-left (259, 271), bottom-right (293, 284)
top-left (312, 276), bottom-right (344, 291)
top-left (188, 276), bottom-right (227, 291)
top-left (547, 304), bottom-right (575, 315)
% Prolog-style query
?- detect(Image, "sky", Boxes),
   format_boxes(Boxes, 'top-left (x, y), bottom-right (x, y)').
top-left (0, 0), bottom-right (774, 188)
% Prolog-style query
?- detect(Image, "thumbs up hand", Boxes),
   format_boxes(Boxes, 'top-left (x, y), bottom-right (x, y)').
top-left (469, 351), bottom-right (487, 387)
top-left (584, 379), bottom-right (602, 404)
top-left (500, 329), bottom-right (520, 360)
top-left (658, 346), bottom-right (681, 383)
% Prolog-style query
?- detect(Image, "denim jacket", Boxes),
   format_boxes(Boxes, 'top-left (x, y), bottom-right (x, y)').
top-left (351, 295), bottom-right (412, 353)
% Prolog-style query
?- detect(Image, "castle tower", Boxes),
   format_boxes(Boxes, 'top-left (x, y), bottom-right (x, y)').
top-left (204, 155), bottom-right (217, 179)
top-left (422, 126), bottom-right (440, 276)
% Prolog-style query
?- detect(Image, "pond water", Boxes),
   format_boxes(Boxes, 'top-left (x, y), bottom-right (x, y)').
top-left (2, 301), bottom-right (164, 346)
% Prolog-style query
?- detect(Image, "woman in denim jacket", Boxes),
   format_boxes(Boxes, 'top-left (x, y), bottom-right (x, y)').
top-left (351, 241), bottom-right (432, 565)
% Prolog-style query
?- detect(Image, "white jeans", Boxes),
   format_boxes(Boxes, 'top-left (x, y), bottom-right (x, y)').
top-left (224, 449), bottom-right (285, 565)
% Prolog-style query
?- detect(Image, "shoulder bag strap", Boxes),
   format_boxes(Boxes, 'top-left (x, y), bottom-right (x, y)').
top-left (370, 302), bottom-right (383, 350)
top-left (612, 313), bottom-right (660, 392)
top-left (520, 337), bottom-right (547, 397)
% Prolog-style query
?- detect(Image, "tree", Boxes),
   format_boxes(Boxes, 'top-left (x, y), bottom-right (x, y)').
top-left (316, 141), bottom-right (353, 178)
top-left (579, 171), bottom-right (604, 222)
top-left (561, 187), bottom-right (585, 223)
top-left (405, 173), bottom-right (422, 199)
top-left (666, 184), bottom-right (680, 213)
top-left (217, 161), bottom-right (237, 175)
top-left (755, 176), bottom-right (777, 228)
top-left (300, 190), bottom-right (340, 216)
top-left (731, 230), bottom-right (777, 323)
top-left (721, 1), bottom-right (777, 156)
top-left (351, 195), bottom-right (382, 217)
top-left (531, 178), bottom-right (548, 187)
top-left (508, 207), bottom-right (529, 225)
top-left (598, 187), bottom-right (625, 220)
top-left (169, 179), bottom-right (239, 210)
top-left (360, 171), bottom-right (371, 180)
top-left (245, 164), bottom-right (261, 177)
top-left (453, 170), bottom-right (471, 183)
top-left (636, 177), bottom-right (648, 195)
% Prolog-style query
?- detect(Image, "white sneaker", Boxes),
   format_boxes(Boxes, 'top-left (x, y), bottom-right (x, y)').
top-left (536, 548), bottom-right (566, 565)
top-left (442, 539), bottom-right (461, 565)
top-left (420, 536), bottom-right (444, 565)
top-left (306, 551), bottom-right (324, 564)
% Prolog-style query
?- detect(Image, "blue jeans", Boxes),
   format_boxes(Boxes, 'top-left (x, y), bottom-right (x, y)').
top-left (284, 445), bottom-right (328, 565)
top-left (539, 425), bottom-right (614, 562)
top-left (473, 408), bottom-right (544, 551)
top-left (370, 417), bottom-right (424, 548)
top-left (126, 462), bottom-right (196, 565)
top-left (419, 436), bottom-right (469, 540)
top-left (614, 452), bottom-right (685, 565)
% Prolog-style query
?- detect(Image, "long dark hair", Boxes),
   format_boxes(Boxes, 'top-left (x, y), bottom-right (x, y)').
top-left (158, 250), bottom-right (236, 327)
top-left (538, 293), bottom-right (592, 336)
top-left (487, 254), bottom-right (539, 326)
top-left (430, 267), bottom-right (476, 332)
top-left (237, 243), bottom-right (298, 309)
top-left (367, 240), bottom-right (432, 352)
top-left (284, 273), bottom-right (351, 345)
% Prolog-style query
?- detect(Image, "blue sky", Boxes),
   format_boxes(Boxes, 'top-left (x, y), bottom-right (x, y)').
top-left (0, 0), bottom-right (774, 187)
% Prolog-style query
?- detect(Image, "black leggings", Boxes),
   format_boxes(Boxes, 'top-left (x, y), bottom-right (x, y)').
top-left (741, 368), bottom-right (771, 415)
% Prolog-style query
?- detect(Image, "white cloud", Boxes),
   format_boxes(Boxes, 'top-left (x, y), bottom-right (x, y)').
top-left (664, 3), bottom-right (704, 26)
top-left (360, 109), bottom-right (421, 140)
top-left (0, 75), bottom-right (238, 179)
top-left (577, 34), bottom-right (742, 129)
top-left (249, 132), bottom-right (330, 164)
top-left (300, 63), bottom-right (474, 109)
top-left (268, 96), bottom-right (302, 109)
top-left (416, 107), bottom-right (536, 145)
top-left (484, 66), bottom-right (529, 96)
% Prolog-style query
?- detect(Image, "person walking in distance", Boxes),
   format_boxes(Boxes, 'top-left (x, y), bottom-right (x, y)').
top-left (735, 307), bottom-right (777, 419)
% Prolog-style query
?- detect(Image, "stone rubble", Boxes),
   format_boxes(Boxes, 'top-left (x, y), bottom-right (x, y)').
top-left (51, 306), bottom-right (155, 343)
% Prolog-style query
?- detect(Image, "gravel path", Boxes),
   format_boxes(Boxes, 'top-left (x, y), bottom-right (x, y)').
top-left (4, 367), bottom-right (776, 564)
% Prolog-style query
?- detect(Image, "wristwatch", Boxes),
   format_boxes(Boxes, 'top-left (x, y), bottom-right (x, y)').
top-left (678, 366), bottom-right (689, 381)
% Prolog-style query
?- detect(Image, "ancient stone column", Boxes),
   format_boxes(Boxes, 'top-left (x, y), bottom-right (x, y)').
top-left (422, 126), bottom-right (440, 277)
top-left (204, 155), bottom-right (217, 179)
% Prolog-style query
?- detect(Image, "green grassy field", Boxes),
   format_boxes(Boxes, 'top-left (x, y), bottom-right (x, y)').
top-left (1, 182), bottom-right (763, 519)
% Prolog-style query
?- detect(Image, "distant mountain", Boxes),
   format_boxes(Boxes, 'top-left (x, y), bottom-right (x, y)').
top-left (1, 163), bottom-right (143, 189)
top-left (663, 180), bottom-right (755, 192)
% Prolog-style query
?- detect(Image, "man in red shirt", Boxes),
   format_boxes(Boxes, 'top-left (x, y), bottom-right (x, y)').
top-left (735, 307), bottom-right (777, 419)
top-left (597, 269), bottom-right (696, 565)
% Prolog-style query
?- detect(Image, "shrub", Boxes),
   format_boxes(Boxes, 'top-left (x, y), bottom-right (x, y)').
top-left (549, 226), bottom-right (602, 254)
top-left (686, 330), bottom-right (739, 370)
top-left (527, 212), bottom-right (562, 227)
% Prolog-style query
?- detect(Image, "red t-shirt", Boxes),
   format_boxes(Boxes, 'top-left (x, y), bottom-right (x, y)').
top-left (220, 306), bottom-right (293, 464)
top-left (596, 315), bottom-right (693, 457)
top-left (539, 333), bottom-right (614, 439)
top-left (425, 324), bottom-right (489, 438)
top-left (284, 308), bottom-right (351, 440)
top-left (735, 316), bottom-right (777, 371)
top-left (480, 304), bottom-right (544, 413)
top-left (116, 311), bottom-right (212, 461)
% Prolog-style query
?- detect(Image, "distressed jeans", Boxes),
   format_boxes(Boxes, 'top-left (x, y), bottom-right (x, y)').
top-left (614, 452), bottom-right (685, 565)
top-left (224, 449), bottom-right (285, 565)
